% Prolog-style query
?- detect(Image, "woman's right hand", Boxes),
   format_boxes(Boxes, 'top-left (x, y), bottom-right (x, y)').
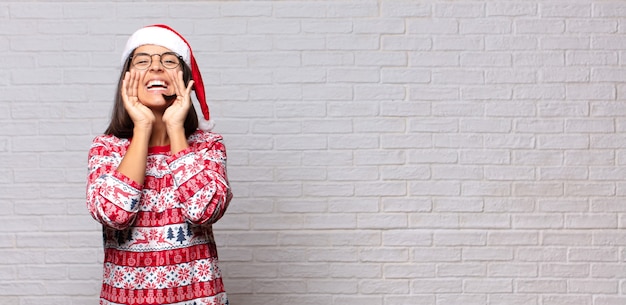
top-left (122, 70), bottom-right (155, 131)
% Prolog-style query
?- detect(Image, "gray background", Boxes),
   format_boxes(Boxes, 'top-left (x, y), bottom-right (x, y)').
top-left (1, 1), bottom-right (626, 304)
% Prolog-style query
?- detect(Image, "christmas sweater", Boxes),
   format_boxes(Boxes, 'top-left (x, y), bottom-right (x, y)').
top-left (86, 130), bottom-right (232, 305)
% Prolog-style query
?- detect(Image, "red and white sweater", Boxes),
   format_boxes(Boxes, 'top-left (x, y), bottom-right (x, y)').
top-left (86, 130), bottom-right (232, 305)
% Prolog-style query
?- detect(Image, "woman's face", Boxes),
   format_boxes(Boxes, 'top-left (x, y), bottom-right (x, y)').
top-left (130, 44), bottom-right (182, 111)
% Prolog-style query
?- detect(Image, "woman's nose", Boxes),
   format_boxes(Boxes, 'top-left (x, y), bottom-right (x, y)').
top-left (149, 54), bottom-right (164, 71)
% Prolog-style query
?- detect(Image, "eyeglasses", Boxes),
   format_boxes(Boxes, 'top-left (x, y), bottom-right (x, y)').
top-left (130, 52), bottom-right (182, 70)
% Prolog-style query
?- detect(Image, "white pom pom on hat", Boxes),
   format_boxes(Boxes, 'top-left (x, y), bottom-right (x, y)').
top-left (121, 24), bottom-right (213, 130)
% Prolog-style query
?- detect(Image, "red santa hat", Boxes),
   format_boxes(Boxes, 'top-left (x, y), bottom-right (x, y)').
top-left (121, 24), bottom-right (213, 130)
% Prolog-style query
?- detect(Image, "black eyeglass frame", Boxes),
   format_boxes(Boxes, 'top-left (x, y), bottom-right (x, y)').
top-left (130, 52), bottom-right (184, 70)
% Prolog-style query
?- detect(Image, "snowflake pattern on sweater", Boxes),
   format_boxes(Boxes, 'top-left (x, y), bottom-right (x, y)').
top-left (87, 130), bottom-right (232, 305)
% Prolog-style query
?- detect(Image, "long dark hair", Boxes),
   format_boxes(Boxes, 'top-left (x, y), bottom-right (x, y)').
top-left (104, 52), bottom-right (199, 138)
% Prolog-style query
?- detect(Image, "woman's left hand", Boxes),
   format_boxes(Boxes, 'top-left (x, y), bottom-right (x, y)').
top-left (163, 70), bottom-right (194, 130)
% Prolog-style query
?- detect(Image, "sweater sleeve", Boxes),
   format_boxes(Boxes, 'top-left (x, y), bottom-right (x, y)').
top-left (166, 133), bottom-right (233, 225)
top-left (86, 136), bottom-right (142, 230)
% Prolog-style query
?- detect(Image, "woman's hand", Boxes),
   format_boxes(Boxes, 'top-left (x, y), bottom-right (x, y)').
top-left (122, 70), bottom-right (155, 131)
top-left (163, 70), bottom-right (194, 131)
top-left (164, 70), bottom-right (194, 154)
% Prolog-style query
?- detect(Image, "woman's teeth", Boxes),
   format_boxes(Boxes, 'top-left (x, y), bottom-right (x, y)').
top-left (147, 80), bottom-right (167, 90)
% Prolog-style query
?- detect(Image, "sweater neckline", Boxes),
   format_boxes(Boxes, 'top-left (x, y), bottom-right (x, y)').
top-left (148, 145), bottom-right (171, 154)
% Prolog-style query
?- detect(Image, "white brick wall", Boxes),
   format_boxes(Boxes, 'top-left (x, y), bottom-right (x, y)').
top-left (1, 0), bottom-right (625, 304)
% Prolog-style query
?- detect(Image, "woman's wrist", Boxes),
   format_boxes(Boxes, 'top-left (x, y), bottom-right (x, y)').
top-left (167, 125), bottom-right (189, 154)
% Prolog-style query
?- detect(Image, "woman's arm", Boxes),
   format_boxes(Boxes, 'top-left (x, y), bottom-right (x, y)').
top-left (168, 133), bottom-right (233, 225)
top-left (86, 136), bottom-right (143, 230)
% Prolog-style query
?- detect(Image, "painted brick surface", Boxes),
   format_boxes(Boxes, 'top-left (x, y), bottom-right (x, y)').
top-left (1, 1), bottom-right (626, 304)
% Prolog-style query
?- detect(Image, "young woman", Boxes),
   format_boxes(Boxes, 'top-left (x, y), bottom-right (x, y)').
top-left (86, 24), bottom-right (232, 305)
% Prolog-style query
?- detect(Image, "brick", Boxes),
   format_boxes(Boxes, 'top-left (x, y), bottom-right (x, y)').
top-left (380, 165), bottom-right (431, 180)
top-left (567, 51), bottom-right (618, 65)
top-left (489, 231), bottom-right (538, 246)
top-left (516, 247), bottom-right (567, 263)
top-left (355, 52), bottom-right (407, 67)
top-left (354, 182), bottom-right (406, 196)
top-left (541, 3), bottom-right (590, 17)
top-left (409, 214), bottom-right (459, 229)
top-left (382, 229), bottom-right (430, 246)
top-left (437, 263), bottom-right (485, 277)
top-left (307, 248), bottom-right (358, 262)
top-left (275, 135), bottom-right (327, 150)
top-left (460, 20), bottom-right (512, 34)
top-left (486, 69), bottom-right (536, 84)
top-left (333, 296), bottom-right (382, 305)
top-left (354, 19), bottom-right (405, 34)
top-left (254, 280), bottom-right (306, 293)
top-left (0, 282), bottom-right (46, 296)
top-left (434, 232), bottom-right (486, 246)
top-left (408, 19), bottom-right (457, 35)
top-left (462, 86), bottom-right (512, 100)
top-left (410, 181), bottom-right (460, 196)
top-left (359, 83), bottom-right (410, 101)
top-left (330, 231), bottom-right (380, 247)
top-left (329, 34), bottom-right (380, 51)
top-left (488, 263), bottom-right (537, 277)
top-left (514, 52), bottom-right (564, 66)
top-left (302, 51), bottom-right (354, 66)
top-left (433, 102), bottom-right (484, 116)
top-left (328, 135), bottom-right (379, 149)
top-left (568, 279), bottom-right (618, 293)
top-left (382, 198), bottom-right (431, 213)
top-left (332, 263), bottom-right (381, 278)
top-left (540, 263), bottom-right (589, 278)
top-left (594, 3), bottom-right (626, 17)
top-left (568, 247), bottom-right (619, 262)
top-left (486, 36), bottom-right (538, 51)
top-left (568, 19), bottom-right (617, 33)
top-left (516, 280), bottom-right (567, 293)
top-left (463, 247), bottom-right (513, 261)
top-left (566, 214), bottom-right (617, 229)
top-left (273, 2), bottom-right (327, 18)
top-left (411, 52), bottom-right (459, 66)
top-left (435, 3), bottom-right (484, 18)
top-left (487, 3), bottom-right (537, 16)
top-left (517, 19), bottom-right (565, 34)
top-left (382, 35), bottom-right (431, 51)
top-left (434, 35), bottom-right (484, 51)
top-left (409, 86), bottom-right (459, 100)
top-left (220, 2), bottom-right (272, 17)
top-left (62, 3), bottom-right (117, 19)
top-left (434, 134), bottom-right (483, 148)
top-left (433, 198), bottom-right (482, 212)
top-left (484, 198), bottom-right (534, 212)
top-left (412, 248), bottom-right (461, 262)
top-left (308, 279), bottom-right (357, 293)
top-left (489, 295), bottom-right (538, 305)
top-left (10, 4), bottom-right (63, 18)
top-left (381, 2), bottom-right (430, 17)
top-left (464, 279), bottom-right (512, 293)
top-left (361, 279), bottom-right (409, 294)
top-left (17, 265), bottom-right (67, 280)
top-left (302, 20), bottom-right (352, 34)
top-left (327, 101), bottom-right (378, 117)
top-left (276, 262), bottom-right (329, 278)
top-left (411, 279), bottom-right (462, 293)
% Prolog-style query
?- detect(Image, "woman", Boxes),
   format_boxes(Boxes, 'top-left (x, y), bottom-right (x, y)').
top-left (86, 24), bottom-right (232, 305)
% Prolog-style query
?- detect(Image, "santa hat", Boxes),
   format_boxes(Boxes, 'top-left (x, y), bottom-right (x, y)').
top-left (121, 24), bottom-right (213, 130)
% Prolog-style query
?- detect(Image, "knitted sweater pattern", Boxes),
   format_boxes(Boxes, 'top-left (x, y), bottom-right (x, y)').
top-left (86, 130), bottom-right (232, 305)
